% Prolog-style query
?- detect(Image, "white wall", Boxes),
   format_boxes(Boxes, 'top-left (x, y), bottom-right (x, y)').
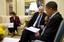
top-left (17, 0), bottom-right (25, 16)
top-left (0, 0), bottom-right (6, 16)
top-left (58, 0), bottom-right (64, 18)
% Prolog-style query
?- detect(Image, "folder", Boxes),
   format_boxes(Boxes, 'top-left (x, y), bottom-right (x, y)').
top-left (7, 23), bottom-right (14, 28)
top-left (26, 27), bottom-right (40, 33)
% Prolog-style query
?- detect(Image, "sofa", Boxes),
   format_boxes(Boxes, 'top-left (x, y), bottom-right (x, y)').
top-left (0, 15), bottom-right (32, 36)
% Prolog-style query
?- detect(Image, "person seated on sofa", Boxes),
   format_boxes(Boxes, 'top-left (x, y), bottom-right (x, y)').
top-left (9, 12), bottom-right (21, 36)
top-left (19, 6), bottom-right (47, 42)
top-left (34, 1), bottom-right (63, 42)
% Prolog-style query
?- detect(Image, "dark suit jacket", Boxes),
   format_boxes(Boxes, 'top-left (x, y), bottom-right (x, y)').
top-left (19, 12), bottom-right (46, 42)
top-left (26, 12), bottom-right (47, 28)
top-left (40, 12), bottom-right (63, 42)
top-left (10, 16), bottom-right (21, 27)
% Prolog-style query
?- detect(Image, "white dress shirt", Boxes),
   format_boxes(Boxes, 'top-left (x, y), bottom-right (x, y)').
top-left (33, 14), bottom-right (42, 27)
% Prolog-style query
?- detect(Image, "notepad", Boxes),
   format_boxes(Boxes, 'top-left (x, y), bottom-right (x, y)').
top-left (7, 23), bottom-right (14, 28)
top-left (26, 27), bottom-right (40, 33)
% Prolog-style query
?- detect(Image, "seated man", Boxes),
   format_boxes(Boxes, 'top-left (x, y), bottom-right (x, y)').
top-left (35, 1), bottom-right (63, 42)
top-left (19, 6), bottom-right (47, 42)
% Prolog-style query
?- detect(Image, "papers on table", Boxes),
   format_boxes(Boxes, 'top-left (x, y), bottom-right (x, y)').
top-left (2, 37), bottom-right (20, 42)
top-left (7, 23), bottom-right (14, 28)
top-left (26, 27), bottom-right (40, 33)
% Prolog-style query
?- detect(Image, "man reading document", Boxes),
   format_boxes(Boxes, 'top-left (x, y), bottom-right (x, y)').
top-left (19, 6), bottom-right (47, 42)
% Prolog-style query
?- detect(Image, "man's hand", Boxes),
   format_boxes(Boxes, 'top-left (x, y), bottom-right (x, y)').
top-left (35, 32), bottom-right (40, 37)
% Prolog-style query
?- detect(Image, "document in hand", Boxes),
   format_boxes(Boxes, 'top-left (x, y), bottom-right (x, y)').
top-left (7, 23), bottom-right (14, 28)
top-left (26, 27), bottom-right (40, 33)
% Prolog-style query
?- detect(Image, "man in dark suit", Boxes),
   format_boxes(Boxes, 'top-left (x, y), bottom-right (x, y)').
top-left (19, 6), bottom-right (47, 42)
top-left (35, 1), bottom-right (63, 42)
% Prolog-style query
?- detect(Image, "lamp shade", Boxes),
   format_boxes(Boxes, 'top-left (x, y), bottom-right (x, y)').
top-left (29, 2), bottom-right (39, 12)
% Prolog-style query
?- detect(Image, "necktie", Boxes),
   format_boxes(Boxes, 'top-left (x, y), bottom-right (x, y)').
top-left (37, 15), bottom-right (42, 27)
top-left (35, 15), bottom-right (41, 28)
top-left (33, 14), bottom-right (41, 27)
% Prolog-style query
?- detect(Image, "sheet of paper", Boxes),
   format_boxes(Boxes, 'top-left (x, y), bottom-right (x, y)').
top-left (26, 27), bottom-right (40, 33)
top-left (7, 23), bottom-right (14, 28)
top-left (2, 37), bottom-right (20, 42)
